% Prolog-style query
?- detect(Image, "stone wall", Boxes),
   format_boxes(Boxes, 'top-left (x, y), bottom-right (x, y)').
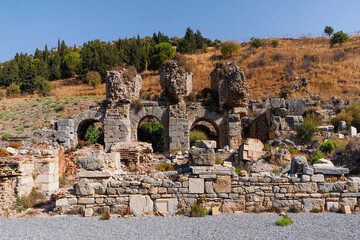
top-left (56, 165), bottom-right (360, 216)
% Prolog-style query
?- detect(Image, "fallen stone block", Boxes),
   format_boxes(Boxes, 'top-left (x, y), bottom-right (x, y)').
top-left (341, 205), bottom-right (351, 214)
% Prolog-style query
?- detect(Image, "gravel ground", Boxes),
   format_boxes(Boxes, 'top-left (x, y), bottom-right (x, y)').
top-left (1, 213), bottom-right (360, 240)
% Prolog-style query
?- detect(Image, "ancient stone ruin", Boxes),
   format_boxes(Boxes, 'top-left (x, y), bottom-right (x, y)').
top-left (1, 59), bottom-right (359, 218)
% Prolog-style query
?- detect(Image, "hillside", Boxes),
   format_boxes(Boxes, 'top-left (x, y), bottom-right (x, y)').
top-left (1, 35), bottom-right (360, 138)
top-left (142, 35), bottom-right (360, 101)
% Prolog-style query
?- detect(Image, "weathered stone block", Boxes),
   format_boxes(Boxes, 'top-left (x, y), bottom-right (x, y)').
top-left (195, 140), bottom-right (217, 149)
top-left (214, 176), bottom-right (231, 193)
top-left (129, 195), bottom-right (153, 215)
top-left (302, 198), bottom-right (325, 212)
top-left (189, 148), bottom-right (215, 166)
top-left (311, 174), bottom-right (325, 183)
top-left (188, 178), bottom-right (204, 194)
top-left (205, 182), bottom-right (214, 194)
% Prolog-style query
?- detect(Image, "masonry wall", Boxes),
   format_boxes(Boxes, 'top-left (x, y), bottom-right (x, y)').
top-left (56, 169), bottom-right (360, 216)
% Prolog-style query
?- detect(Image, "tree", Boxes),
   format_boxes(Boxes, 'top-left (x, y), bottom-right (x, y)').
top-left (176, 27), bottom-right (197, 54)
top-left (221, 40), bottom-right (241, 57)
top-left (324, 26), bottom-right (334, 37)
top-left (85, 71), bottom-right (101, 88)
top-left (62, 52), bottom-right (81, 78)
top-left (330, 31), bottom-right (349, 47)
top-left (150, 42), bottom-right (175, 70)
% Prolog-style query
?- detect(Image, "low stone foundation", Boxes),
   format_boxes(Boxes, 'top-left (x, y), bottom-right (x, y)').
top-left (56, 166), bottom-right (360, 216)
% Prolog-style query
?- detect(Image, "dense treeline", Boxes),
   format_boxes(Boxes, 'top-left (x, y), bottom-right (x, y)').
top-left (0, 28), bottom-right (219, 95)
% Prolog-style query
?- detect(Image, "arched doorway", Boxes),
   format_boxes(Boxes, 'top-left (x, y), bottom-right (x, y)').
top-left (190, 117), bottom-right (220, 148)
top-left (137, 115), bottom-right (164, 153)
top-left (77, 119), bottom-right (104, 144)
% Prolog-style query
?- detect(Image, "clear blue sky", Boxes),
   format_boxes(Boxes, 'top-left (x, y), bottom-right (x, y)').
top-left (1, 0), bottom-right (360, 62)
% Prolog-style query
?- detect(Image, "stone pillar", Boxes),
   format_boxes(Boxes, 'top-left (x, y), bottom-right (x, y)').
top-left (103, 69), bottom-right (142, 149)
top-left (168, 104), bottom-right (190, 150)
top-left (104, 103), bottom-right (131, 148)
top-left (228, 107), bottom-right (247, 149)
top-left (55, 119), bottom-right (75, 148)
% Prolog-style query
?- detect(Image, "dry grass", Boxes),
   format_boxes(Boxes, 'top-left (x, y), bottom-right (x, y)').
top-left (50, 78), bottom-right (106, 97)
top-left (141, 36), bottom-right (360, 100)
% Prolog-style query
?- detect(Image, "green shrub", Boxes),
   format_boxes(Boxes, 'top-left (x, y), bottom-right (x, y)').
top-left (189, 130), bottom-right (208, 147)
top-left (275, 215), bottom-right (294, 226)
top-left (330, 111), bottom-right (353, 129)
top-left (34, 76), bottom-right (52, 96)
top-left (221, 40), bottom-right (241, 57)
top-left (85, 71), bottom-right (101, 88)
top-left (330, 30), bottom-right (349, 47)
top-left (296, 115), bottom-right (319, 144)
top-left (6, 83), bottom-right (21, 97)
top-left (330, 102), bottom-right (360, 132)
top-left (2, 133), bottom-right (11, 140)
top-left (138, 122), bottom-right (164, 152)
top-left (310, 149), bottom-right (326, 164)
top-left (271, 40), bottom-right (279, 48)
top-left (215, 157), bottom-right (221, 165)
top-left (189, 200), bottom-right (208, 217)
top-left (251, 38), bottom-right (264, 48)
top-left (319, 140), bottom-right (336, 153)
top-left (84, 125), bottom-right (104, 144)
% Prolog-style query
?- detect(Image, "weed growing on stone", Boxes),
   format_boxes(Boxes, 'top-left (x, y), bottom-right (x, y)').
top-left (215, 157), bottom-right (221, 165)
top-left (275, 215), bottom-right (294, 227)
top-left (310, 207), bottom-right (323, 213)
top-left (101, 211), bottom-right (111, 220)
top-left (288, 206), bottom-right (301, 213)
top-left (156, 163), bottom-right (174, 171)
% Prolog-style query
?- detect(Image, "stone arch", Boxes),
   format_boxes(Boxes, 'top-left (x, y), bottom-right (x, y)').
top-left (130, 105), bottom-right (166, 142)
top-left (190, 117), bottom-right (221, 148)
top-left (73, 110), bottom-right (104, 143)
top-left (187, 107), bottom-right (226, 148)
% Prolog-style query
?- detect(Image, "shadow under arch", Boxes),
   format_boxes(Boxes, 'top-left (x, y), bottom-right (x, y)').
top-left (190, 117), bottom-right (220, 148)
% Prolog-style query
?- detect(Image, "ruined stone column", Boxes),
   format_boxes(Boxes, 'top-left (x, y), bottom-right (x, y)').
top-left (210, 62), bottom-right (249, 149)
top-left (104, 69), bottom-right (142, 149)
top-left (160, 59), bottom-right (192, 150)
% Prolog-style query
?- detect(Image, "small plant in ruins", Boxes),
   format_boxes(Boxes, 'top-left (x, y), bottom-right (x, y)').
top-left (319, 140), bottom-right (336, 153)
top-left (101, 211), bottom-right (111, 220)
top-left (0, 148), bottom-right (10, 157)
top-left (310, 206), bottom-right (323, 213)
top-left (296, 115), bottom-right (319, 144)
top-left (215, 157), bottom-right (221, 165)
top-left (17, 187), bottom-right (45, 210)
top-left (84, 125), bottom-right (104, 145)
top-left (275, 215), bottom-right (294, 227)
top-left (189, 130), bottom-right (208, 147)
top-left (288, 206), bottom-right (301, 213)
top-left (8, 141), bottom-right (21, 149)
top-left (156, 163), bottom-right (174, 171)
top-left (189, 201), bottom-right (207, 217)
